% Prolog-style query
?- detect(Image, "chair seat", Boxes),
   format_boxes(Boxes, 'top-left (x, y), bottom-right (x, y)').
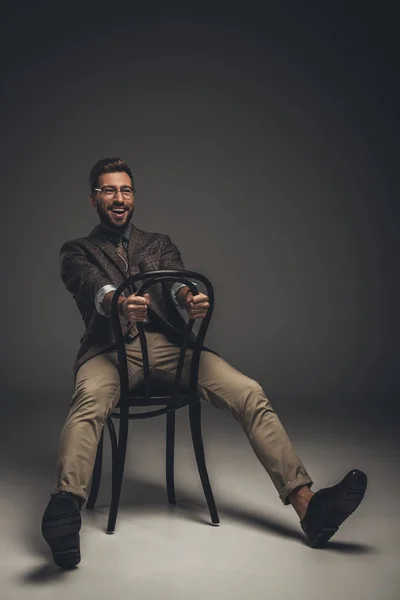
top-left (133, 372), bottom-right (190, 395)
top-left (129, 369), bottom-right (189, 398)
top-left (114, 369), bottom-right (192, 409)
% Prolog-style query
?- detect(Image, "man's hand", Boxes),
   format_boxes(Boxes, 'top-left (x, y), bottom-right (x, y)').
top-left (183, 290), bottom-right (210, 320)
top-left (121, 292), bottom-right (151, 322)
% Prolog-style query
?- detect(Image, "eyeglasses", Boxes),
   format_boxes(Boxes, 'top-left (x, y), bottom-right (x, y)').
top-left (94, 186), bottom-right (134, 199)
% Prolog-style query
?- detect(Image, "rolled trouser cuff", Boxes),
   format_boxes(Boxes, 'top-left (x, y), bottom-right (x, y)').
top-left (279, 476), bottom-right (314, 505)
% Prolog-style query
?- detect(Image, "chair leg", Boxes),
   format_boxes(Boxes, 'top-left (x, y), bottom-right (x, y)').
top-left (107, 414), bottom-right (129, 534)
top-left (106, 417), bottom-right (118, 480)
top-left (189, 399), bottom-right (220, 525)
top-left (87, 429), bottom-right (104, 510)
top-left (166, 410), bottom-right (176, 504)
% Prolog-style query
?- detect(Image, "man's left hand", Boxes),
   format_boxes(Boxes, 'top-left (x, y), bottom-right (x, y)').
top-left (184, 290), bottom-right (210, 319)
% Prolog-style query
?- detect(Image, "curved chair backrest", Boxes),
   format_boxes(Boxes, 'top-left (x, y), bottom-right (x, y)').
top-left (110, 270), bottom-right (214, 415)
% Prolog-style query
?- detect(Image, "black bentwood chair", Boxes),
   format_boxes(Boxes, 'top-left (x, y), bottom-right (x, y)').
top-left (86, 270), bottom-right (219, 533)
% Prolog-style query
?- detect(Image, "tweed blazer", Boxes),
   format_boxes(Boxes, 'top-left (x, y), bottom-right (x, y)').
top-left (60, 222), bottom-right (219, 383)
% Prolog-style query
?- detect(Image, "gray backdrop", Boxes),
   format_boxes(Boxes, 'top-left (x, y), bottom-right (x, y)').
top-left (0, 3), bottom-right (398, 416)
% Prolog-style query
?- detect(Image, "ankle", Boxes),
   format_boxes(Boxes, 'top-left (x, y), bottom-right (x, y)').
top-left (288, 485), bottom-right (314, 520)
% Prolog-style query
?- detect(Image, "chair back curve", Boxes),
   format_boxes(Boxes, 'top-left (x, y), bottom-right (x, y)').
top-left (110, 270), bottom-right (214, 418)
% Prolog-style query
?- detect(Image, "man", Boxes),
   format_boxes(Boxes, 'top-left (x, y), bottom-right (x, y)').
top-left (41, 157), bottom-right (367, 569)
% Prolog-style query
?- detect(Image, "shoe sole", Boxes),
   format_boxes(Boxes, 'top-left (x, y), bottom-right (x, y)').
top-left (41, 506), bottom-right (82, 568)
top-left (306, 471), bottom-right (367, 548)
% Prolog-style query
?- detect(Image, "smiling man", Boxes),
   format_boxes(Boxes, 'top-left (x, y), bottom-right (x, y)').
top-left (41, 157), bottom-right (368, 569)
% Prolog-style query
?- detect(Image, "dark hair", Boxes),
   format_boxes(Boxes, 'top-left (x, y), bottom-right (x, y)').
top-left (89, 157), bottom-right (136, 193)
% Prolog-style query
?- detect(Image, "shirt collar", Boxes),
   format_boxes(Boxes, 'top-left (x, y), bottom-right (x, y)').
top-left (98, 218), bottom-right (133, 243)
top-left (120, 219), bottom-right (133, 242)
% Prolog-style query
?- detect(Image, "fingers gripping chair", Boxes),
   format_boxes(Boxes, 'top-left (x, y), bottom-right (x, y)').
top-left (86, 270), bottom-right (220, 533)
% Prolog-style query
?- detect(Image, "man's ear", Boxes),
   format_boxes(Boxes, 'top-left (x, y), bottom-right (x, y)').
top-left (89, 194), bottom-right (97, 208)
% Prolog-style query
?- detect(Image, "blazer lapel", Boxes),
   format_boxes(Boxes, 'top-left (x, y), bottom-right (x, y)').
top-left (88, 222), bottom-right (146, 279)
top-left (87, 222), bottom-right (188, 337)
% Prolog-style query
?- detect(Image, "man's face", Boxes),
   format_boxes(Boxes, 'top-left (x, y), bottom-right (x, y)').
top-left (90, 171), bottom-right (135, 231)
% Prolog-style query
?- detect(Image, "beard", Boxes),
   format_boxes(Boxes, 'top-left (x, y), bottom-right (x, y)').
top-left (96, 203), bottom-right (135, 232)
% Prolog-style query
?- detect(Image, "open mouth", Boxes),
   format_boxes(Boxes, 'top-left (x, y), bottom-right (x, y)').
top-left (110, 207), bottom-right (127, 219)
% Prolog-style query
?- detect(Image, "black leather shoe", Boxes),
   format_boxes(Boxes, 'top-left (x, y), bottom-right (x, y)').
top-left (41, 491), bottom-right (82, 568)
top-left (300, 469), bottom-right (367, 548)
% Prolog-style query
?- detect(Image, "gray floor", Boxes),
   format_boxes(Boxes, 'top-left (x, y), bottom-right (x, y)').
top-left (0, 394), bottom-right (398, 600)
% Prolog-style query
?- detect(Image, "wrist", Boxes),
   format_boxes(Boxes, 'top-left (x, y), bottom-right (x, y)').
top-left (177, 286), bottom-right (190, 307)
top-left (117, 296), bottom-right (126, 316)
top-left (103, 290), bottom-right (126, 316)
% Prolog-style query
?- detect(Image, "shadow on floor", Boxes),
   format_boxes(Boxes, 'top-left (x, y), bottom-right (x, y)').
top-left (25, 470), bottom-right (377, 587)
top-left (2, 391), bottom-right (379, 587)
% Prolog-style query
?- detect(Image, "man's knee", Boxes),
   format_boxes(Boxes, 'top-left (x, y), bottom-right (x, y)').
top-left (239, 378), bottom-right (273, 421)
top-left (71, 378), bottom-right (120, 422)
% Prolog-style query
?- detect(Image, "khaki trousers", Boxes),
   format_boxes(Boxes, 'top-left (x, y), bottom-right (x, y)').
top-left (52, 331), bottom-right (313, 506)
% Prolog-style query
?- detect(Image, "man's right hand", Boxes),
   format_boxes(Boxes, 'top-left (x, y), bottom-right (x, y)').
top-left (121, 292), bottom-right (151, 322)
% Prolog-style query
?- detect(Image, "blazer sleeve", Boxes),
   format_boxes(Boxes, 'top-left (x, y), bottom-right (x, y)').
top-left (158, 234), bottom-right (187, 297)
top-left (159, 234), bottom-right (185, 270)
top-left (60, 240), bottom-right (113, 305)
